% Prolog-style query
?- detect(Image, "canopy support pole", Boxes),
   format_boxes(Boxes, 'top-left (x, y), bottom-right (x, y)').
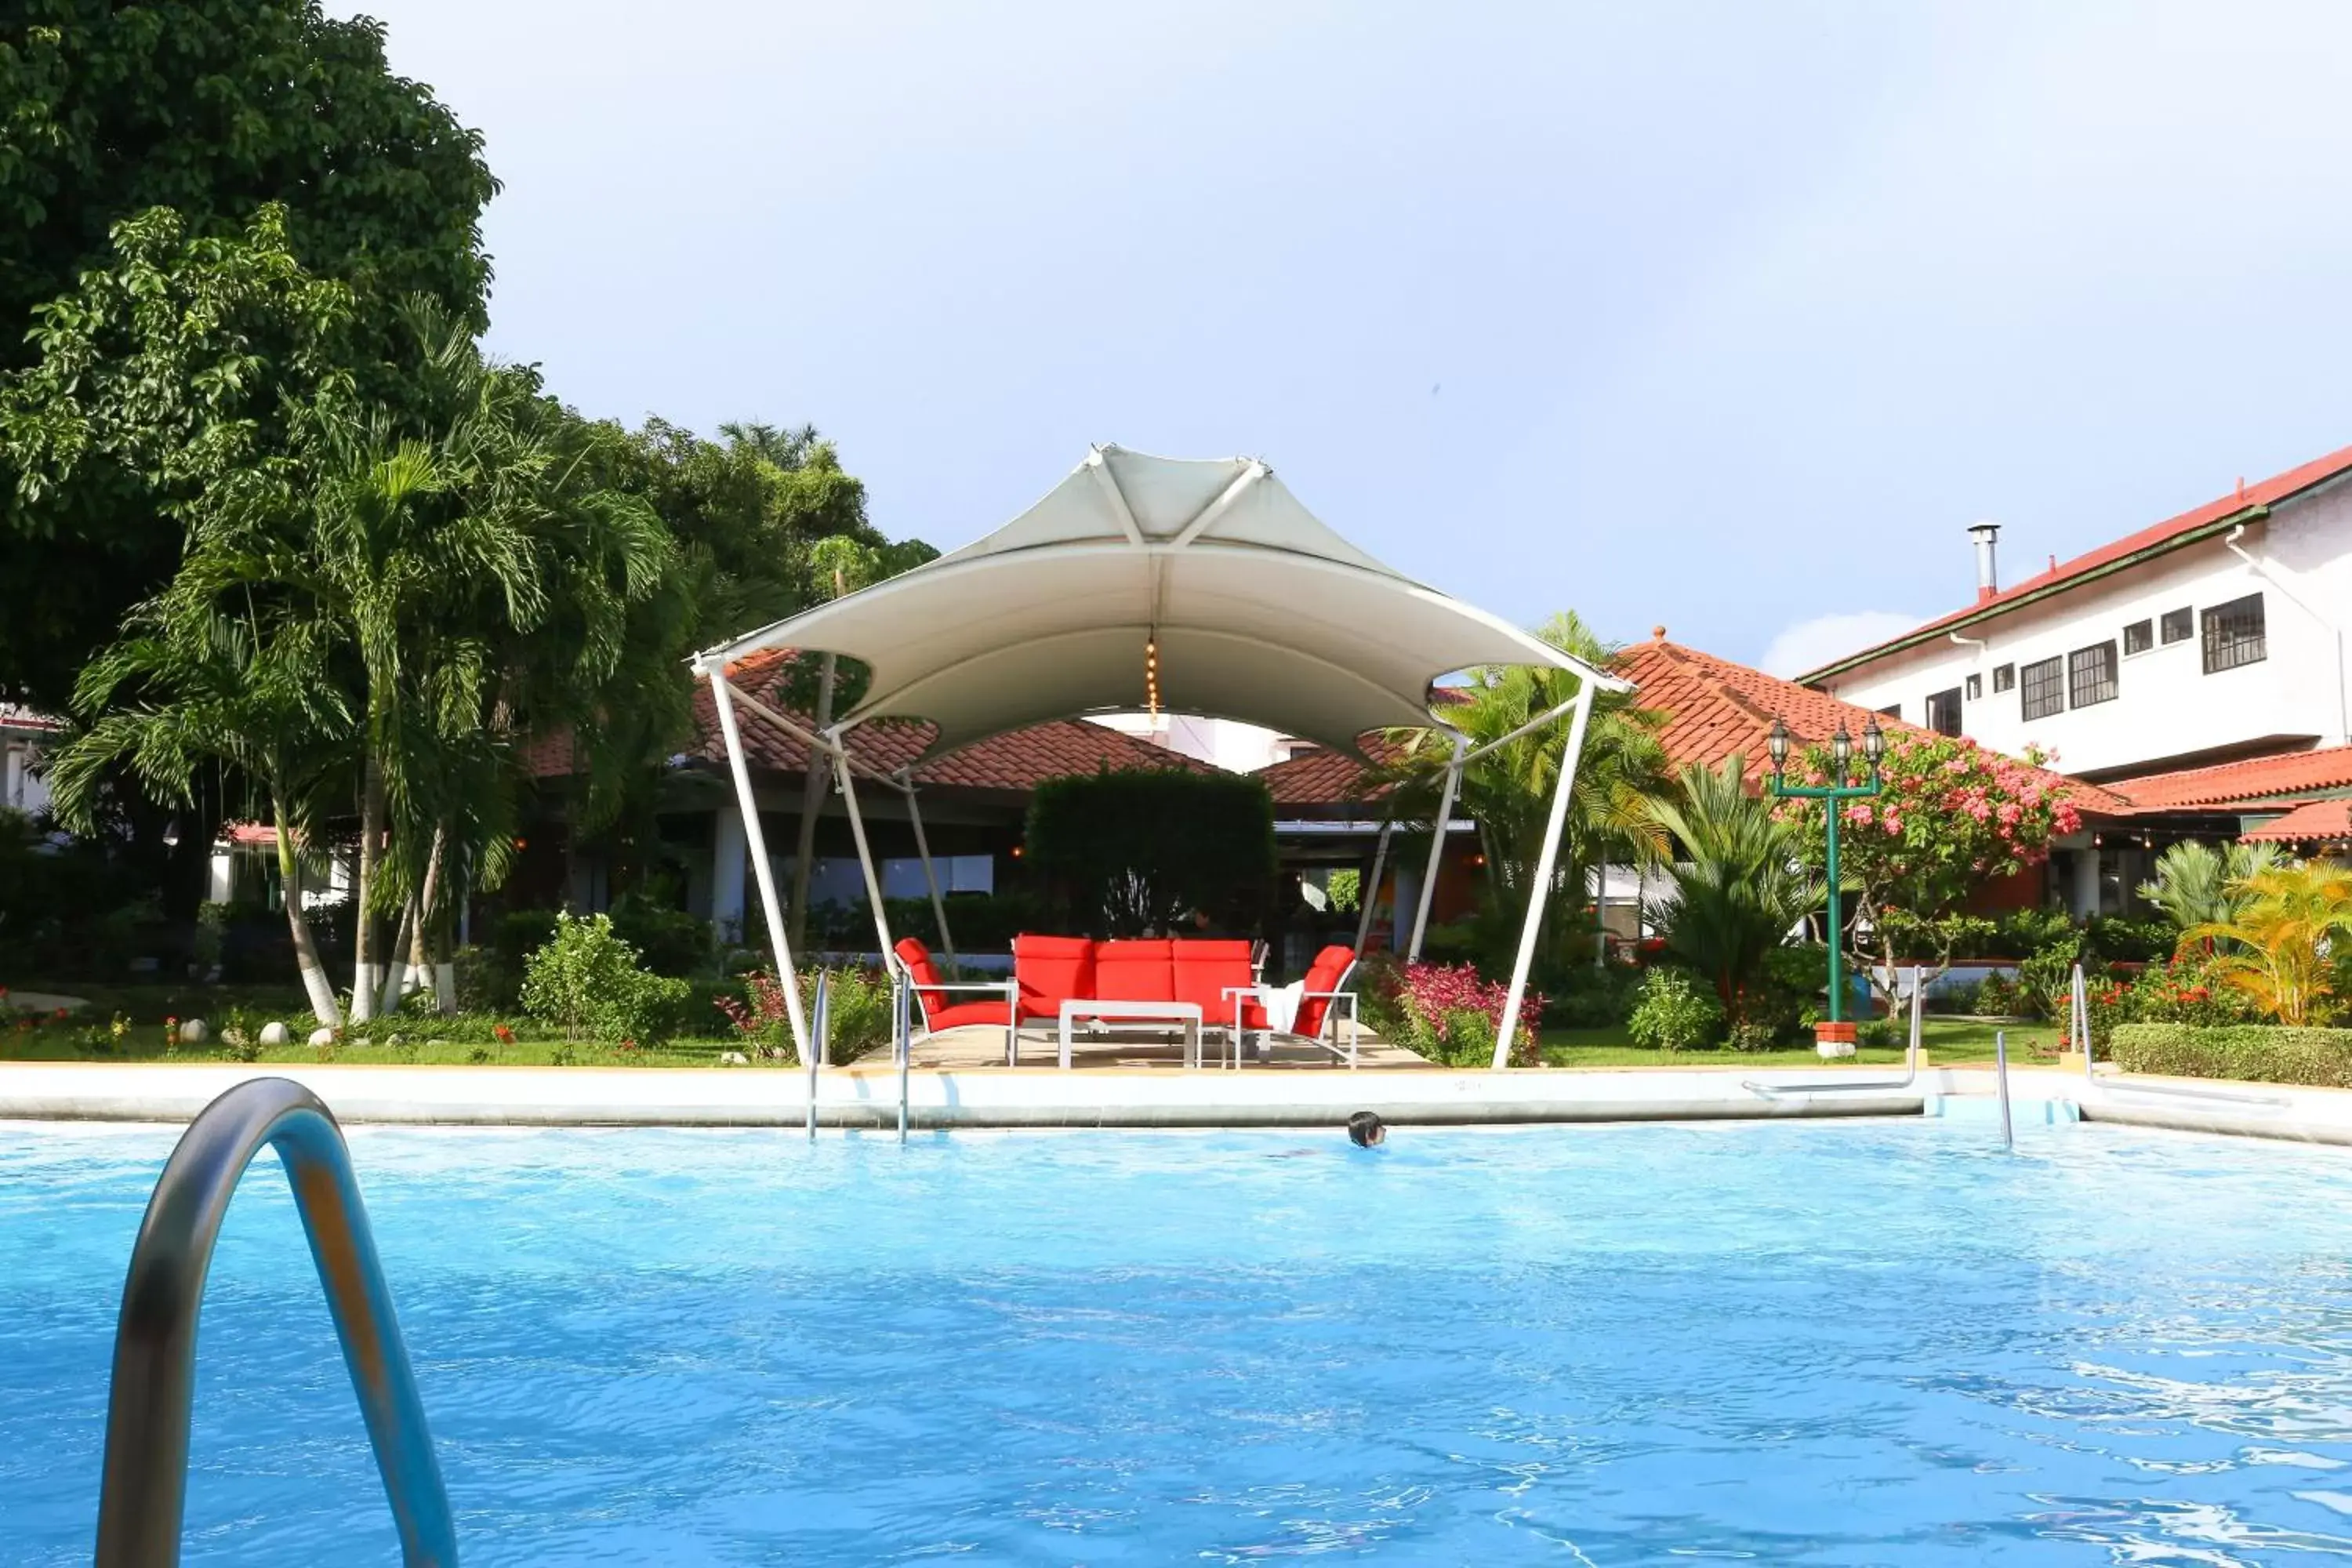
top-left (1406, 735), bottom-right (1465, 963)
top-left (901, 770), bottom-right (957, 976)
top-left (832, 729), bottom-right (895, 964)
top-left (701, 665), bottom-right (811, 1065)
top-left (1493, 681), bottom-right (1597, 1069)
top-left (1353, 820), bottom-right (1393, 956)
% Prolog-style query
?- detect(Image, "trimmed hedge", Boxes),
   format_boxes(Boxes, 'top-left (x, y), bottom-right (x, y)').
top-left (2109, 1023), bottom-right (2352, 1089)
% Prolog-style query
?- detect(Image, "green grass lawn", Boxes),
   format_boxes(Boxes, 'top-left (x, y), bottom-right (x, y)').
top-left (1539, 1018), bottom-right (2065, 1069)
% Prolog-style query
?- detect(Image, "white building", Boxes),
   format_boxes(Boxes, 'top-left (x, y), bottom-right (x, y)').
top-left (1, 706), bottom-right (58, 818)
top-left (1804, 445), bottom-right (2352, 782)
top-left (1802, 442), bottom-right (2352, 916)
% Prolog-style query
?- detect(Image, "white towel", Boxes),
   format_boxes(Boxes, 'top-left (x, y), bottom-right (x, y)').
top-left (1265, 981), bottom-right (1305, 1035)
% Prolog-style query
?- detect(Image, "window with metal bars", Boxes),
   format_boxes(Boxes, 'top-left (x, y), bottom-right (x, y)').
top-left (2201, 593), bottom-right (2266, 673)
top-left (1993, 662), bottom-right (2015, 692)
top-left (2161, 607), bottom-right (2192, 644)
top-left (1965, 673), bottom-right (1982, 700)
top-left (2020, 657), bottom-right (2063, 719)
top-left (1924, 687), bottom-right (1963, 735)
top-left (2068, 641), bottom-right (2118, 707)
top-left (2123, 619), bottom-right (2153, 655)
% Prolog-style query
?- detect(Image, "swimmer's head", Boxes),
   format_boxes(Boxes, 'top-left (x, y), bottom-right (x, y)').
top-left (1347, 1111), bottom-right (1386, 1147)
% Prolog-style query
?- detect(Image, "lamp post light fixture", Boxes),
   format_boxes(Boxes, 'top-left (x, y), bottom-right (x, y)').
top-left (1764, 714), bottom-right (1886, 1058)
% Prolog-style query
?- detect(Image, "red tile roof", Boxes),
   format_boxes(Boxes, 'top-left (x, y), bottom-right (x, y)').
top-left (1619, 637), bottom-right (2132, 811)
top-left (1258, 738), bottom-right (1399, 807)
top-left (565, 648), bottom-right (1216, 791)
top-left (1255, 634), bottom-right (2129, 814)
top-left (2102, 742), bottom-right (2352, 811)
top-left (2240, 797), bottom-right (2352, 844)
top-left (1800, 441), bottom-right (2352, 682)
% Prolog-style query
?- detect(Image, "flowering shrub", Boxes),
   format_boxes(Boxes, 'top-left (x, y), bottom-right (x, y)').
top-left (1627, 967), bottom-right (1725, 1053)
top-left (2128, 954), bottom-right (2264, 1028)
top-left (1385, 962), bottom-right (1542, 1066)
top-left (1779, 732), bottom-right (2081, 1012)
top-left (717, 966), bottom-right (894, 1064)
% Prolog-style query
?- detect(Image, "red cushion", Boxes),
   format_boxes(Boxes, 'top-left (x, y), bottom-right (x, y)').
top-left (1014, 934), bottom-right (1094, 1022)
top-left (1295, 945), bottom-right (1357, 1038)
top-left (894, 938), bottom-right (945, 1016)
top-left (1094, 938), bottom-right (1176, 1003)
top-left (926, 999), bottom-right (1014, 1030)
top-left (1172, 939), bottom-right (1254, 1014)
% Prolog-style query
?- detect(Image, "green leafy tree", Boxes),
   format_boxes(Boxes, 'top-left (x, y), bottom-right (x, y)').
top-left (2183, 862), bottom-right (2352, 1025)
top-left (1646, 756), bottom-right (1819, 1023)
top-left (1, 1), bottom-right (495, 712)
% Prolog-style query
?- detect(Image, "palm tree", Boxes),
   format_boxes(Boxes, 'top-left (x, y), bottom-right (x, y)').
top-left (2138, 840), bottom-right (2285, 946)
top-left (49, 601), bottom-right (354, 1023)
top-left (1644, 756), bottom-right (1819, 1020)
top-left (1381, 612), bottom-right (1672, 973)
top-left (2184, 861), bottom-right (2352, 1025)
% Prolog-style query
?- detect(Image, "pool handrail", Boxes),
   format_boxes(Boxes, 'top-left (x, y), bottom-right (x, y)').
top-left (2072, 959), bottom-right (2291, 1111)
top-left (1742, 967), bottom-right (1923, 1099)
top-left (93, 1076), bottom-right (456, 1568)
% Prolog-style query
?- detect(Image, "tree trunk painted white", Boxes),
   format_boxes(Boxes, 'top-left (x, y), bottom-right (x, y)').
top-left (350, 760), bottom-right (385, 1022)
top-left (275, 797), bottom-right (341, 1026)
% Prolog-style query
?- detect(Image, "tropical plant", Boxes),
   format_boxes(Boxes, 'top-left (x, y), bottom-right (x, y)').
top-left (519, 913), bottom-right (691, 1043)
top-left (1626, 967), bottom-right (1725, 1053)
top-left (1380, 612), bottom-right (1673, 978)
top-left (2137, 840), bottom-right (2287, 942)
top-left (47, 600), bottom-right (353, 1023)
top-left (1645, 756), bottom-right (1819, 1024)
top-left (2183, 862), bottom-right (2352, 1025)
top-left (1386, 961), bottom-right (1544, 1066)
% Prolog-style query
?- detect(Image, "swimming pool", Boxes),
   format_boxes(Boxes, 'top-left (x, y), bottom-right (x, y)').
top-left (5, 1118), bottom-right (2352, 1564)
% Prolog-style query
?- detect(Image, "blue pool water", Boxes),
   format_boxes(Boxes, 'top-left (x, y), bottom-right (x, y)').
top-left (6, 1119), bottom-right (2352, 1564)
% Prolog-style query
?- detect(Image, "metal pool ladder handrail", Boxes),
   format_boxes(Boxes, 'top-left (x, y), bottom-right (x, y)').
top-left (2071, 960), bottom-right (2289, 1110)
top-left (1743, 967), bottom-right (1923, 1099)
top-left (93, 1077), bottom-right (457, 1568)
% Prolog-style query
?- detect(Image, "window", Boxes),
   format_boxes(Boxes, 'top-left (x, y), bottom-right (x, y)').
top-left (2068, 641), bottom-right (2118, 707)
top-left (1993, 662), bottom-right (2015, 693)
top-left (1924, 687), bottom-right (1964, 736)
top-left (2123, 619), bottom-right (2153, 655)
top-left (1965, 673), bottom-right (1983, 700)
top-left (2161, 607), bottom-right (2193, 644)
top-left (2202, 593), bottom-right (2267, 673)
top-left (2021, 656), bottom-right (2064, 720)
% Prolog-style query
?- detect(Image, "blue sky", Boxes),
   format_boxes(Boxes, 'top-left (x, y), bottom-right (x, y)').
top-left (350, 1), bottom-right (2352, 674)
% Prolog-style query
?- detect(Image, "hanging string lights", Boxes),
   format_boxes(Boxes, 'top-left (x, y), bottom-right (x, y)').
top-left (1145, 635), bottom-right (1160, 719)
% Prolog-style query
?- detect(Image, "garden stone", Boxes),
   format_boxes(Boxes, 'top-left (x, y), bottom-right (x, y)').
top-left (307, 1027), bottom-right (336, 1048)
top-left (178, 1018), bottom-right (207, 1044)
top-left (260, 1022), bottom-right (289, 1046)
top-left (718, 1051), bottom-right (750, 1066)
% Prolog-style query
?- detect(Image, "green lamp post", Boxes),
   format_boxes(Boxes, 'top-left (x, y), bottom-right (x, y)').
top-left (1764, 714), bottom-right (1885, 1058)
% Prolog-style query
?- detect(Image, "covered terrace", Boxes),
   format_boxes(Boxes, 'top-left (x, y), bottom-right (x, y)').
top-left (688, 445), bottom-right (1627, 1069)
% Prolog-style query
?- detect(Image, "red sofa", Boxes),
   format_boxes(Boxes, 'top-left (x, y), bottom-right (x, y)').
top-left (896, 935), bottom-right (1362, 1067)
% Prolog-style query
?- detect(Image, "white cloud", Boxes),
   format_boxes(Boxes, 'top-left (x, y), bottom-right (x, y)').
top-left (1759, 612), bottom-right (1922, 679)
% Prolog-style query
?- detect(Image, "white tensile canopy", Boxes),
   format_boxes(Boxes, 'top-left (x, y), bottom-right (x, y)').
top-left (690, 445), bottom-right (1629, 1072)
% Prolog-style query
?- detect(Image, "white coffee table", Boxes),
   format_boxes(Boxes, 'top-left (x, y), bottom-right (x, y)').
top-left (1058, 999), bottom-right (1203, 1069)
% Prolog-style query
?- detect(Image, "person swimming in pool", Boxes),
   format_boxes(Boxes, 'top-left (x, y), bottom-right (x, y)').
top-left (1347, 1111), bottom-right (1386, 1147)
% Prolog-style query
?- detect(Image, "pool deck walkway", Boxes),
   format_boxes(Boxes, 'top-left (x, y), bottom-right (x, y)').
top-left (5, 1055), bottom-right (2351, 1145)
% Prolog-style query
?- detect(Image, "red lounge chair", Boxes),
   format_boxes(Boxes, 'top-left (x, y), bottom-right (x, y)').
top-left (1231, 943), bottom-right (1363, 1067)
top-left (1174, 940), bottom-right (1259, 1067)
top-left (893, 938), bottom-right (1018, 1065)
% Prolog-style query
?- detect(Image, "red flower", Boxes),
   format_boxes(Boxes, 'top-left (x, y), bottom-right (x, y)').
top-left (492, 1024), bottom-right (515, 1044)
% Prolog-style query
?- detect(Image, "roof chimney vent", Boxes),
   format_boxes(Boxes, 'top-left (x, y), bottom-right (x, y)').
top-left (1966, 521), bottom-right (2001, 602)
